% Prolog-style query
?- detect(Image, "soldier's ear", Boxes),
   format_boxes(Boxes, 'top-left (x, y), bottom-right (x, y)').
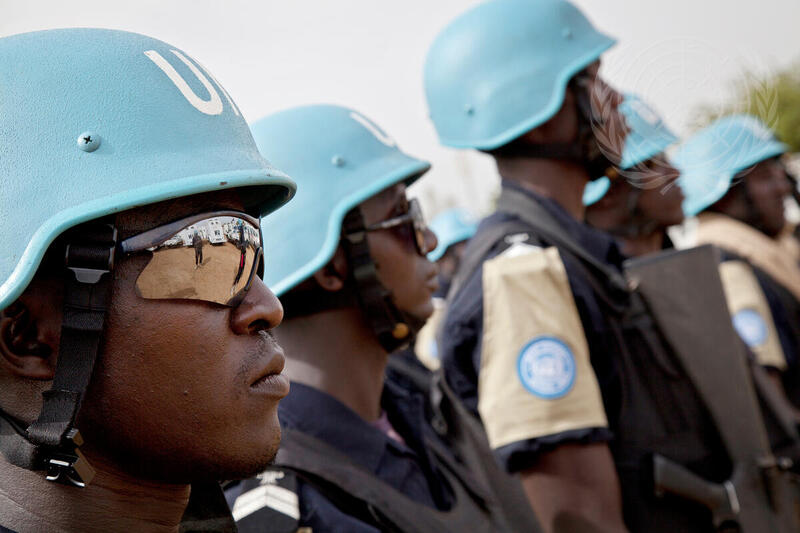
top-left (0, 299), bottom-right (58, 380)
top-left (312, 245), bottom-right (349, 293)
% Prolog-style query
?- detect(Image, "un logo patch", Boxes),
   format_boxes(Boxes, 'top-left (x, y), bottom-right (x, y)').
top-left (517, 336), bottom-right (576, 399)
top-left (732, 309), bottom-right (768, 348)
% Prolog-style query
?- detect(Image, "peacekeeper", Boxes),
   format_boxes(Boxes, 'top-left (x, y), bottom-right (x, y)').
top-left (675, 116), bottom-right (800, 406)
top-left (779, 171), bottom-right (800, 253)
top-left (584, 94), bottom-right (800, 463)
top-left (0, 29), bottom-right (296, 532)
top-left (413, 208), bottom-right (478, 370)
top-left (582, 94), bottom-right (684, 257)
top-left (225, 105), bottom-right (542, 533)
top-left (584, 95), bottom-right (794, 374)
top-left (425, 1), bottom-right (800, 531)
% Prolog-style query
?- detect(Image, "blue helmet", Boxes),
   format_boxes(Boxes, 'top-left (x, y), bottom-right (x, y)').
top-left (675, 115), bottom-right (788, 216)
top-left (0, 28), bottom-right (295, 311)
top-left (427, 209), bottom-right (479, 261)
top-left (424, 0), bottom-right (615, 150)
top-left (583, 94), bottom-right (679, 206)
top-left (582, 178), bottom-right (613, 207)
top-left (252, 105), bottom-right (431, 297)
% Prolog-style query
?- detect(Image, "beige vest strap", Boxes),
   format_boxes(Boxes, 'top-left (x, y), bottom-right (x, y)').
top-left (478, 244), bottom-right (607, 450)
top-left (694, 213), bottom-right (800, 302)
top-left (777, 224), bottom-right (800, 264)
top-left (414, 299), bottom-right (444, 371)
top-left (719, 261), bottom-right (787, 370)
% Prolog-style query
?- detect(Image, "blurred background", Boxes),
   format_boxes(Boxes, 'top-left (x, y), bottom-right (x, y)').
top-left (3, 0), bottom-right (799, 219)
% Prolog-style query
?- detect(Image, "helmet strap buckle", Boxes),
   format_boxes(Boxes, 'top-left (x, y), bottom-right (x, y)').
top-left (44, 429), bottom-right (95, 487)
top-left (341, 208), bottom-right (416, 352)
top-left (24, 221), bottom-right (118, 487)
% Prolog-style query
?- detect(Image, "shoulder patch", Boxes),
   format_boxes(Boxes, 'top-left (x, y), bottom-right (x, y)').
top-left (517, 336), bottom-right (576, 399)
top-left (732, 308), bottom-right (768, 348)
top-left (499, 233), bottom-right (541, 258)
top-left (232, 469), bottom-right (300, 532)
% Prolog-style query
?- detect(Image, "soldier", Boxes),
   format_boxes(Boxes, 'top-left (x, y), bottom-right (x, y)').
top-left (226, 105), bottom-right (541, 533)
top-left (585, 94), bottom-right (800, 458)
top-left (415, 208), bottom-right (478, 370)
top-left (585, 97), bottom-right (793, 375)
top-left (425, 1), bottom-right (800, 531)
top-left (0, 29), bottom-right (295, 532)
top-left (675, 116), bottom-right (800, 405)
top-left (583, 94), bottom-right (683, 256)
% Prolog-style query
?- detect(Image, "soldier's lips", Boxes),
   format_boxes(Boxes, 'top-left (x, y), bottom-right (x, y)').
top-left (250, 352), bottom-right (290, 398)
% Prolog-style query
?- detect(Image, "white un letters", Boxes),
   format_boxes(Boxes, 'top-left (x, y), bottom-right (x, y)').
top-left (144, 49), bottom-right (240, 116)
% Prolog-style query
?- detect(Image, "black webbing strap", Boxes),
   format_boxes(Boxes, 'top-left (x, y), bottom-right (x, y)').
top-left (446, 219), bottom-right (529, 302)
top-left (496, 186), bottom-right (631, 295)
top-left (341, 208), bottom-right (413, 353)
top-left (275, 428), bottom-right (502, 533)
top-left (179, 482), bottom-right (238, 533)
top-left (24, 223), bottom-right (117, 486)
top-left (0, 411), bottom-right (41, 470)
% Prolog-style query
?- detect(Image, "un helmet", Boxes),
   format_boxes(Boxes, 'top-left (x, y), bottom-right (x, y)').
top-left (0, 28), bottom-right (295, 488)
top-left (0, 28), bottom-right (295, 310)
top-left (251, 105), bottom-right (430, 297)
top-left (675, 114), bottom-right (788, 216)
top-left (583, 94), bottom-right (679, 206)
top-left (424, 0), bottom-right (615, 150)
top-left (427, 209), bottom-right (478, 261)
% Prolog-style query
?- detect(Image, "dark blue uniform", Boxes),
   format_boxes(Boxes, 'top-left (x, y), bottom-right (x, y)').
top-left (441, 182), bottom-right (619, 472)
top-left (228, 381), bottom-right (453, 532)
top-left (440, 182), bottom-right (736, 532)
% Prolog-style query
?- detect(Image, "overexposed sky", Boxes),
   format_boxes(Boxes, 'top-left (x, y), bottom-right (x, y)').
top-left (3, 0), bottom-right (799, 217)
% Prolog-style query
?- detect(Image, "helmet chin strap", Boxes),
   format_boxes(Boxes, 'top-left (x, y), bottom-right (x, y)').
top-left (0, 222), bottom-right (117, 488)
top-left (341, 208), bottom-right (422, 354)
top-left (712, 179), bottom-right (774, 237)
top-left (601, 185), bottom-right (661, 239)
top-left (490, 78), bottom-right (617, 182)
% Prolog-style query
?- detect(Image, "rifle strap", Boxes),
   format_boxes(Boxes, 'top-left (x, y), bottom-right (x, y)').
top-left (448, 185), bottom-right (631, 308)
top-left (274, 427), bottom-right (505, 533)
top-left (495, 186), bottom-right (630, 294)
top-left (625, 246), bottom-right (774, 463)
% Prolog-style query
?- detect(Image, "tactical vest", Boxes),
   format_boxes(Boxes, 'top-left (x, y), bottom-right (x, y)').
top-left (233, 352), bottom-right (542, 532)
top-left (387, 355), bottom-right (544, 531)
top-left (262, 420), bottom-right (540, 533)
top-left (447, 186), bottom-right (800, 533)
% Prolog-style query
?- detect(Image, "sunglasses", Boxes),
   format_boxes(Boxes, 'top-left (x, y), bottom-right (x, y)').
top-left (119, 211), bottom-right (263, 307)
top-left (363, 198), bottom-right (432, 256)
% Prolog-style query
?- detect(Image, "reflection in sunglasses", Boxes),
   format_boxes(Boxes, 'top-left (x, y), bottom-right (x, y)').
top-left (363, 199), bottom-right (431, 256)
top-left (131, 215), bottom-right (262, 306)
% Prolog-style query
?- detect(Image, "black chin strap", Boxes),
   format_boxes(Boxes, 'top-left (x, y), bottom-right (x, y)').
top-left (492, 76), bottom-right (617, 182)
top-left (602, 185), bottom-right (661, 239)
top-left (341, 208), bottom-right (421, 353)
top-left (0, 223), bottom-right (116, 487)
top-left (722, 179), bottom-right (773, 236)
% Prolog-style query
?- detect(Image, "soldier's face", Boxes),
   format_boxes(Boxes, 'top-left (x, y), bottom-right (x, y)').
top-left (635, 155), bottom-right (685, 228)
top-left (744, 157), bottom-right (791, 237)
top-left (360, 184), bottom-right (439, 321)
top-left (76, 192), bottom-right (289, 483)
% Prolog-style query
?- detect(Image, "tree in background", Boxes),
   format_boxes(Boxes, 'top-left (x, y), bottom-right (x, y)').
top-left (695, 62), bottom-right (800, 152)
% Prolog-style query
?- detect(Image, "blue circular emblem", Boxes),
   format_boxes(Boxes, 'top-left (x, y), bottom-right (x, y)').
top-left (517, 336), bottom-right (576, 399)
top-left (732, 309), bottom-right (768, 348)
top-left (428, 339), bottom-right (439, 360)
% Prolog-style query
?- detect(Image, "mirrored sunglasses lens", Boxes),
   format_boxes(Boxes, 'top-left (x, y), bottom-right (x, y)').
top-left (409, 201), bottom-right (429, 255)
top-left (135, 216), bottom-right (261, 305)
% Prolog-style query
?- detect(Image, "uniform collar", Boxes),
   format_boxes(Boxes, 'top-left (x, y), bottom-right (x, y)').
top-left (500, 180), bottom-right (628, 270)
top-left (278, 381), bottom-right (424, 474)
